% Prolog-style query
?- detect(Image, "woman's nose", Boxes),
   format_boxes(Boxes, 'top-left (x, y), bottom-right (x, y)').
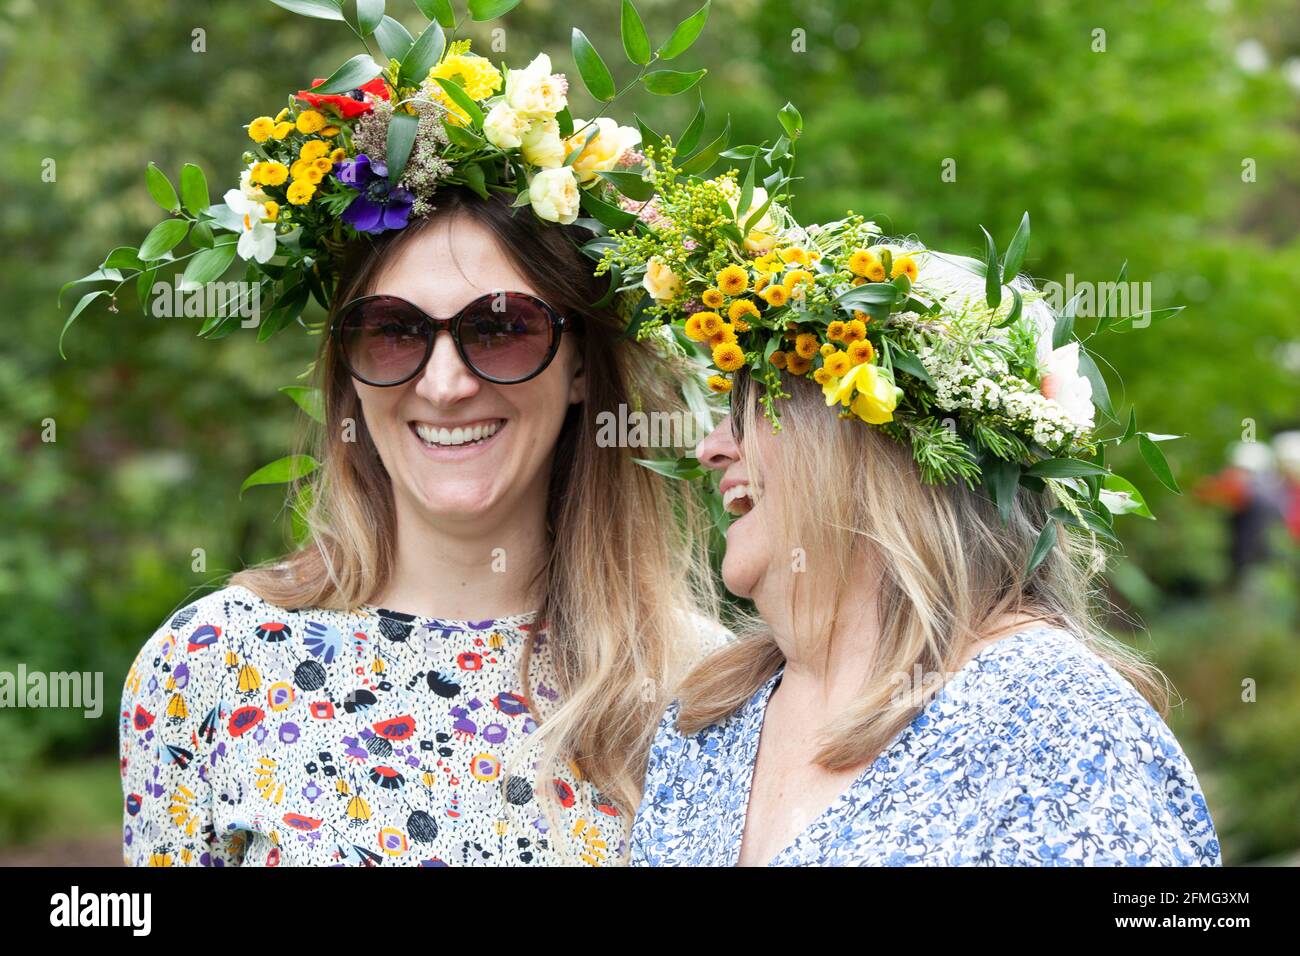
top-left (414, 330), bottom-right (480, 405)
top-left (695, 414), bottom-right (740, 470)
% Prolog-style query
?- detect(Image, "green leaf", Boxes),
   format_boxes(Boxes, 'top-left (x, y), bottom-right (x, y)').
top-left (414, 0), bottom-right (456, 28)
top-left (433, 76), bottom-right (485, 127)
top-left (620, 0), bottom-right (651, 65)
top-left (1025, 520), bottom-right (1058, 576)
top-left (632, 456), bottom-right (707, 481)
top-left (386, 110), bottom-right (419, 186)
top-left (399, 21), bottom-right (446, 86)
top-left (138, 219), bottom-right (190, 261)
top-left (351, 0), bottom-right (384, 36)
top-left (311, 54), bottom-right (384, 95)
top-left (678, 116), bottom-right (730, 174)
top-left (59, 290), bottom-right (109, 359)
top-left (1025, 457), bottom-right (1110, 479)
top-left (579, 188), bottom-right (639, 230)
top-left (374, 15), bottom-right (414, 60)
top-left (460, 162), bottom-right (489, 199)
top-left (642, 68), bottom-right (706, 95)
top-left (1074, 347), bottom-right (1113, 419)
top-left (240, 454), bottom-right (320, 497)
top-left (572, 28), bottom-right (617, 102)
top-left (1001, 211), bottom-right (1030, 282)
top-left (1138, 434), bottom-right (1181, 493)
top-left (980, 225), bottom-right (1000, 310)
top-left (1053, 290), bottom-right (1083, 349)
top-left (677, 97), bottom-right (706, 155)
top-left (280, 385), bottom-right (326, 423)
top-left (467, 0), bottom-right (520, 20)
top-left (179, 163), bottom-right (210, 215)
top-left (443, 119), bottom-right (484, 149)
top-left (986, 457), bottom-right (1020, 525)
top-left (635, 114), bottom-right (666, 156)
top-left (890, 347), bottom-right (934, 386)
top-left (1121, 407), bottom-right (1138, 444)
top-left (1049, 506), bottom-right (1118, 543)
top-left (657, 1), bottom-right (710, 60)
top-left (179, 242), bottom-right (238, 290)
top-left (1100, 474), bottom-right (1154, 518)
top-left (596, 169), bottom-right (655, 201)
top-left (146, 163), bottom-right (179, 212)
top-left (267, 0), bottom-right (345, 20)
top-left (102, 246), bottom-right (145, 271)
top-left (777, 101), bottom-right (803, 140)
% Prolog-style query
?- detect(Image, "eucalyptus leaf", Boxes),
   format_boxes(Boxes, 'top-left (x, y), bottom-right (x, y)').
top-left (146, 163), bottom-right (179, 212)
top-left (642, 68), bottom-right (706, 95)
top-left (620, 0), bottom-right (651, 65)
top-left (180, 163), bottom-right (210, 215)
top-left (1138, 434), bottom-right (1181, 493)
top-left (374, 15), bottom-right (414, 60)
top-left (414, 0), bottom-right (456, 28)
top-left (572, 29), bottom-right (617, 101)
top-left (138, 219), bottom-right (190, 261)
top-left (399, 22), bottom-right (446, 87)
top-left (657, 1), bottom-right (710, 60)
top-left (467, 0), bottom-right (521, 20)
top-left (268, 0), bottom-right (345, 20)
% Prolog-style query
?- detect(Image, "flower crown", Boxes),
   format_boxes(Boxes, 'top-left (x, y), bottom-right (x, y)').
top-left (59, 0), bottom-right (1181, 568)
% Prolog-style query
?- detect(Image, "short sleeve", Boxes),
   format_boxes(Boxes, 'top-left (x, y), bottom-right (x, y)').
top-left (965, 703), bottom-right (1222, 867)
top-left (119, 592), bottom-right (245, 866)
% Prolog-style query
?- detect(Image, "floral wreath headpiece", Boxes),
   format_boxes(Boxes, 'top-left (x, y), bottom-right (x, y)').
top-left (60, 0), bottom-right (1181, 568)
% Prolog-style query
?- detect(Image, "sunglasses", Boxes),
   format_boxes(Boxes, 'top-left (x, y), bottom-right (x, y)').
top-left (332, 291), bottom-right (571, 387)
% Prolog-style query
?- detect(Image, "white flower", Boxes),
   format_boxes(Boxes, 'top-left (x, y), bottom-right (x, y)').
top-left (520, 116), bottom-right (565, 168)
top-left (642, 256), bottom-right (683, 301)
top-left (1038, 341), bottom-right (1096, 430)
top-left (222, 188), bottom-right (276, 264)
top-left (239, 167), bottom-right (271, 203)
top-left (483, 102), bottom-right (532, 150)
top-left (504, 53), bottom-right (568, 115)
top-left (565, 117), bottom-right (641, 184)
top-left (529, 167), bottom-right (580, 224)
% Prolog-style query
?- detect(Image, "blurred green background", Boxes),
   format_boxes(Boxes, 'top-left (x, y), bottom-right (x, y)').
top-left (1, 0), bottom-right (1297, 865)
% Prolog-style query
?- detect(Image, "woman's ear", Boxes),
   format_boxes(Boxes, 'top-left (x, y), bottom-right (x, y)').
top-left (567, 345), bottom-right (586, 405)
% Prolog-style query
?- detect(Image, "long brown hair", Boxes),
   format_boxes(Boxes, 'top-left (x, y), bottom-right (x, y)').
top-left (234, 187), bottom-right (720, 838)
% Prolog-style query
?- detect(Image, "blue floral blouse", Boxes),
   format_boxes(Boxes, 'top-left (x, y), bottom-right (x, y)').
top-left (631, 625), bottom-right (1222, 866)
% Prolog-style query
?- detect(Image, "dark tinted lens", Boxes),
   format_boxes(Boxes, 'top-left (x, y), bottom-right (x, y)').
top-left (338, 297), bottom-right (430, 385)
top-left (458, 293), bottom-right (556, 382)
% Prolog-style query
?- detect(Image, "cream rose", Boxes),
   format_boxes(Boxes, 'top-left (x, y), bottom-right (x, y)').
top-left (520, 116), bottom-right (565, 168)
top-left (529, 167), bottom-right (580, 224)
top-left (504, 53), bottom-right (568, 115)
top-left (1039, 341), bottom-right (1096, 430)
top-left (642, 256), bottom-right (683, 301)
top-left (483, 103), bottom-right (531, 150)
top-left (566, 117), bottom-right (641, 184)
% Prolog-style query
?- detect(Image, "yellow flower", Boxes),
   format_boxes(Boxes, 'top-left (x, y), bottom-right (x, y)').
top-left (778, 246), bottom-right (809, 265)
top-left (847, 249), bottom-right (879, 277)
top-left (729, 299), bottom-right (760, 323)
top-left (296, 110), bottom-right (327, 134)
top-left (843, 318), bottom-right (867, 342)
top-left (697, 311), bottom-right (723, 337)
top-left (642, 256), bottom-right (682, 301)
top-left (712, 341), bottom-right (745, 372)
top-left (754, 253), bottom-right (783, 274)
top-left (684, 315), bottom-right (706, 341)
top-left (286, 180), bottom-right (316, 205)
top-left (262, 200), bottom-right (280, 221)
top-left (272, 121), bottom-right (295, 140)
top-left (274, 108), bottom-right (290, 122)
top-left (733, 318), bottom-right (751, 332)
top-left (297, 165), bottom-right (324, 185)
top-left (247, 116), bottom-right (276, 142)
top-left (891, 255), bottom-right (919, 281)
top-left (819, 343), bottom-right (836, 357)
top-left (709, 325), bottom-right (738, 347)
top-left (300, 140), bottom-right (329, 161)
top-left (565, 117), bottom-right (641, 184)
top-left (313, 156), bottom-right (333, 174)
top-left (707, 375), bottom-right (732, 394)
top-left (429, 53), bottom-right (504, 125)
top-left (754, 274), bottom-right (772, 292)
top-left (823, 362), bottom-right (902, 424)
top-left (852, 309), bottom-right (871, 325)
top-left (824, 350), bottom-right (852, 378)
top-left (794, 333), bottom-right (819, 359)
top-left (848, 339), bottom-right (876, 365)
top-left (783, 269), bottom-right (814, 291)
top-left (786, 354), bottom-right (811, 375)
top-left (329, 148), bottom-right (347, 163)
top-left (320, 125), bottom-right (340, 137)
top-left (827, 320), bottom-right (846, 341)
top-left (865, 261), bottom-right (887, 282)
top-left (761, 284), bottom-right (789, 307)
top-left (813, 368), bottom-right (832, 385)
top-left (252, 161), bottom-right (288, 186)
top-left (717, 265), bottom-right (749, 296)
top-left (701, 288), bottom-right (725, 308)
top-left (769, 350), bottom-right (788, 369)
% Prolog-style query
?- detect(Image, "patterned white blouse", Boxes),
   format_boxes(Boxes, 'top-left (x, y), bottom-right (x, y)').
top-left (120, 584), bottom-right (633, 866)
top-left (631, 625), bottom-right (1222, 866)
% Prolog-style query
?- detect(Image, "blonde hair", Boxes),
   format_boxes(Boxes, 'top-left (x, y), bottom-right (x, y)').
top-left (233, 188), bottom-right (720, 849)
top-left (676, 251), bottom-right (1170, 770)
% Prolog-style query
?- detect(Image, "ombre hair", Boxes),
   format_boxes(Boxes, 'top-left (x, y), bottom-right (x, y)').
top-left (233, 187), bottom-right (721, 844)
top-left (675, 251), bottom-right (1170, 769)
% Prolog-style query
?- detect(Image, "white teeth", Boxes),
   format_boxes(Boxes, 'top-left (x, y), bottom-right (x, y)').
top-left (722, 483), bottom-right (757, 516)
top-left (414, 420), bottom-right (502, 447)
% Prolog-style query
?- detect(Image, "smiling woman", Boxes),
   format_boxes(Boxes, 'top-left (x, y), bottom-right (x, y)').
top-left (119, 186), bottom-right (727, 867)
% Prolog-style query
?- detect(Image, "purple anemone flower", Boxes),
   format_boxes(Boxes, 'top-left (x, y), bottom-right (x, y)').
top-left (337, 153), bottom-right (414, 234)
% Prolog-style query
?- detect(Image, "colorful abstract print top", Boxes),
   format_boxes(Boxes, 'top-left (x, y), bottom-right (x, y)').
top-left (631, 625), bottom-right (1222, 866)
top-left (120, 585), bottom-right (621, 866)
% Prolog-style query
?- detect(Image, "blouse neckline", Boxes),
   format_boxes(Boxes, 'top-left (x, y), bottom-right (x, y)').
top-left (731, 623), bottom-right (1067, 867)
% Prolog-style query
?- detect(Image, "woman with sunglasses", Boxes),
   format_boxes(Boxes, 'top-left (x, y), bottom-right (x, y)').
top-left (120, 185), bottom-right (726, 867)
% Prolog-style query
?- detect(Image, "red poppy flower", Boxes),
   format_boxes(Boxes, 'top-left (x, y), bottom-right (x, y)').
top-left (295, 76), bottom-right (390, 119)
